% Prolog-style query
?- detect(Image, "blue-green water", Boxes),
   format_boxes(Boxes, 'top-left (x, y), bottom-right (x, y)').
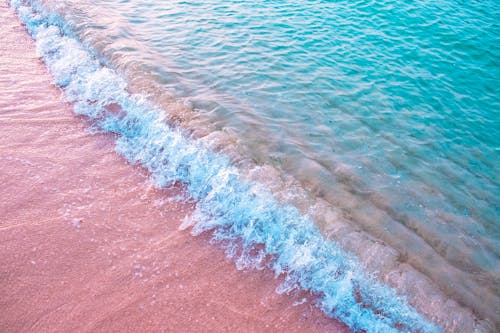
top-left (11, 0), bottom-right (500, 330)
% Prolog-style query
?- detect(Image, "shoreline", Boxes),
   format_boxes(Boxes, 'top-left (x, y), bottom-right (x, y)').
top-left (0, 3), bottom-right (348, 332)
top-left (3, 0), bottom-right (497, 331)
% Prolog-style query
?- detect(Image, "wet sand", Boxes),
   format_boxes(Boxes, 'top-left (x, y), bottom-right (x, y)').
top-left (0, 3), bottom-right (349, 332)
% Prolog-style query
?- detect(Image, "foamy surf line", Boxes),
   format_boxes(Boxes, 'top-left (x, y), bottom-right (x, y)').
top-left (8, 1), bottom-right (440, 332)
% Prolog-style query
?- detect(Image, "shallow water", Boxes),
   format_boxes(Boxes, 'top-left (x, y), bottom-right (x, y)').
top-left (8, 0), bottom-right (500, 331)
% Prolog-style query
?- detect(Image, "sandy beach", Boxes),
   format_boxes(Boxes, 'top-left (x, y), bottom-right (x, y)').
top-left (0, 3), bottom-right (349, 332)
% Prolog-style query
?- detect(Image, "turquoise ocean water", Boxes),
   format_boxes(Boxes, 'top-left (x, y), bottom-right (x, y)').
top-left (9, 0), bottom-right (499, 331)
